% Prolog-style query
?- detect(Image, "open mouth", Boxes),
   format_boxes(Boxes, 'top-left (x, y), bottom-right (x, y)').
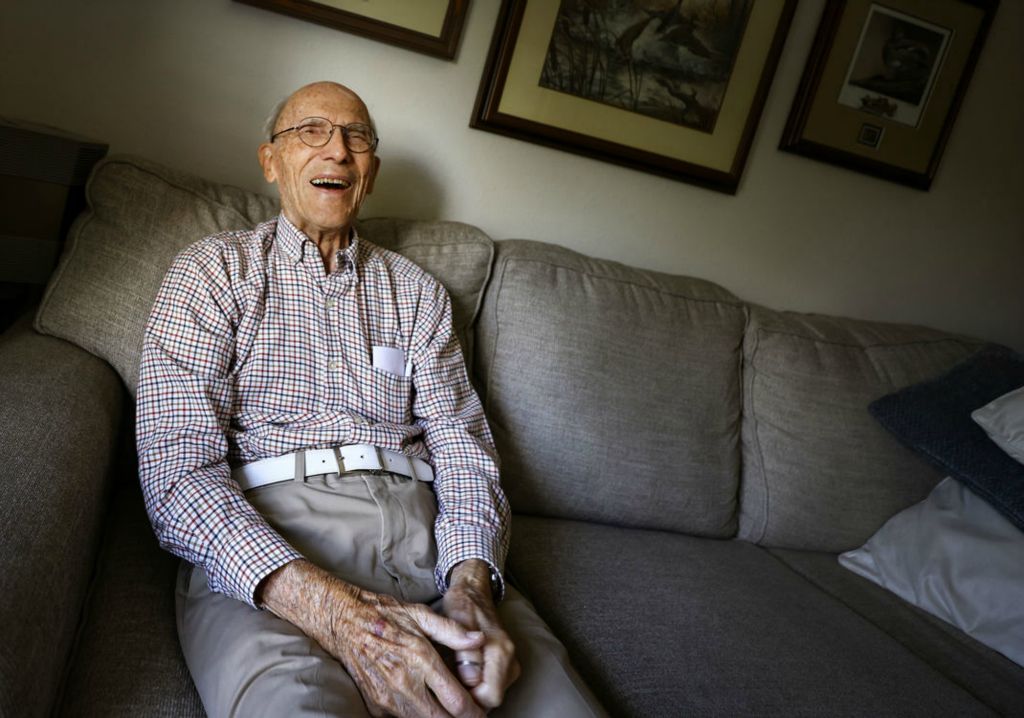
top-left (310, 177), bottom-right (352, 190)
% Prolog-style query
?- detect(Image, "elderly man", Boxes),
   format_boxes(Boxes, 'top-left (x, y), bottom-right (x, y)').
top-left (135, 81), bottom-right (603, 718)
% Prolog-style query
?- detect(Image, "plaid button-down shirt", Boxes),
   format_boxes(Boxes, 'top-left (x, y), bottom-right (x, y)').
top-left (136, 215), bottom-right (509, 607)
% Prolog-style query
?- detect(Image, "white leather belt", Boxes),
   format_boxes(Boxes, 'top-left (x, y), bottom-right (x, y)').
top-left (232, 445), bottom-right (434, 492)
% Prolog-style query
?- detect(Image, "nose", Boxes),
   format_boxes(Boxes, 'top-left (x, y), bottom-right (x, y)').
top-left (321, 125), bottom-right (350, 160)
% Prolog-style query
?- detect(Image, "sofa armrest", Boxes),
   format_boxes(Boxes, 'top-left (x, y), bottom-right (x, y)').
top-left (0, 319), bottom-right (124, 718)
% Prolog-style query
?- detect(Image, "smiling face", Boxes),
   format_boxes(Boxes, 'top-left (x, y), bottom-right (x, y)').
top-left (258, 82), bottom-right (379, 244)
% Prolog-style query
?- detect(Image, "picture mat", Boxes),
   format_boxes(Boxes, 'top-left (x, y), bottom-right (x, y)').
top-left (837, 4), bottom-right (952, 128)
top-left (497, 0), bottom-right (789, 172)
top-left (308, 0), bottom-right (448, 37)
top-left (803, 0), bottom-right (982, 173)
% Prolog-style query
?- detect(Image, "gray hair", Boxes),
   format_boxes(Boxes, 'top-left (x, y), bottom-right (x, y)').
top-left (262, 90), bottom-right (379, 142)
top-left (263, 95), bottom-right (290, 141)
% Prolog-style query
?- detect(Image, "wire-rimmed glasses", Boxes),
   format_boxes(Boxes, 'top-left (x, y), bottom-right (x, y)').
top-left (271, 117), bottom-right (379, 153)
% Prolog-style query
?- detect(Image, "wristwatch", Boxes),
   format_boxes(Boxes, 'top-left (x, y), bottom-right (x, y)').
top-left (487, 564), bottom-right (503, 600)
top-left (447, 561), bottom-right (503, 600)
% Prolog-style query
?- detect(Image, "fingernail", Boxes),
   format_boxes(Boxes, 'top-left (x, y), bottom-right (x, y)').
top-left (462, 664), bottom-right (481, 682)
top-left (467, 630), bottom-right (484, 640)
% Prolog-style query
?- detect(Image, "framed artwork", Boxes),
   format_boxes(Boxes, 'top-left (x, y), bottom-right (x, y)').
top-left (471, 0), bottom-right (797, 194)
top-left (234, 0), bottom-right (470, 59)
top-left (780, 0), bottom-right (999, 189)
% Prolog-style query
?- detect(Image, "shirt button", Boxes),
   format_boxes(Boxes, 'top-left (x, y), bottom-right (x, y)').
top-left (328, 360), bottom-right (340, 370)
top-left (325, 298), bottom-right (337, 309)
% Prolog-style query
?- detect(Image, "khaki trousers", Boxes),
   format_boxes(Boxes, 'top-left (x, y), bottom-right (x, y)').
top-left (176, 471), bottom-right (606, 718)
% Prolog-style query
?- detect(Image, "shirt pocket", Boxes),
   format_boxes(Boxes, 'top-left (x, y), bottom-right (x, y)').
top-left (353, 362), bottom-right (414, 425)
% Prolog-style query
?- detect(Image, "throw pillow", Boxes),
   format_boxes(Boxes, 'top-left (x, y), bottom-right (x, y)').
top-left (972, 386), bottom-right (1024, 465)
top-left (840, 477), bottom-right (1024, 668)
top-left (868, 345), bottom-right (1024, 532)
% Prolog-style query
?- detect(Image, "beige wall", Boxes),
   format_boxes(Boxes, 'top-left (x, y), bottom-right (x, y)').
top-left (2, 0), bottom-right (1021, 350)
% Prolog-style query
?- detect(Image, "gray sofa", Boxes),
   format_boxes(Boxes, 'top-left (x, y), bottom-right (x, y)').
top-left (2, 155), bottom-right (1021, 718)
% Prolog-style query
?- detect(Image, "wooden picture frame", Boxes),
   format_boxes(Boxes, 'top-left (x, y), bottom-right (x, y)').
top-left (471, 0), bottom-right (797, 194)
top-left (781, 0), bottom-right (999, 190)
top-left (234, 0), bottom-right (470, 60)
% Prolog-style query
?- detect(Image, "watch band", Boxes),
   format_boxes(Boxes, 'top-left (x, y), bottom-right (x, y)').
top-left (446, 561), bottom-right (503, 600)
top-left (488, 565), bottom-right (503, 600)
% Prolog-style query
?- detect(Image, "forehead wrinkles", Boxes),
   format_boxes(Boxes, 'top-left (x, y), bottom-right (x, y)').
top-left (279, 88), bottom-right (370, 130)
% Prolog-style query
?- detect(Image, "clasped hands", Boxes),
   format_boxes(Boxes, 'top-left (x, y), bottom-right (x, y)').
top-left (259, 558), bottom-right (520, 717)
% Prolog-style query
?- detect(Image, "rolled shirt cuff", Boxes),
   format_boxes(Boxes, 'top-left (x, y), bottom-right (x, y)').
top-left (435, 526), bottom-right (506, 601)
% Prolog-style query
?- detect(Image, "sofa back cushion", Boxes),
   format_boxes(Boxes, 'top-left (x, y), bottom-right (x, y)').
top-left (355, 218), bottom-right (494, 366)
top-left (34, 155), bottom-right (493, 395)
top-left (475, 240), bottom-right (746, 535)
top-left (739, 306), bottom-right (984, 552)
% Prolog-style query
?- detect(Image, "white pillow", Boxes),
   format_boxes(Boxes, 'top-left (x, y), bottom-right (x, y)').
top-left (839, 477), bottom-right (1024, 667)
top-left (972, 385), bottom-right (1024, 465)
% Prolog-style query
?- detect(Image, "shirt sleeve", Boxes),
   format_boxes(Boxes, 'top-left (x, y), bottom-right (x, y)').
top-left (136, 245), bottom-right (302, 608)
top-left (409, 282), bottom-right (511, 599)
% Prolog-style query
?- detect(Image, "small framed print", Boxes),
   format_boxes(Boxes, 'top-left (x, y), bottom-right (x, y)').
top-left (857, 122), bottom-right (885, 148)
top-left (234, 0), bottom-right (470, 60)
top-left (838, 5), bottom-right (952, 127)
top-left (780, 0), bottom-right (999, 189)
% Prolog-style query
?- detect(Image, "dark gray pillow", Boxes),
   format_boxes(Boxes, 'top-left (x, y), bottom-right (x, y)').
top-left (868, 345), bottom-right (1024, 532)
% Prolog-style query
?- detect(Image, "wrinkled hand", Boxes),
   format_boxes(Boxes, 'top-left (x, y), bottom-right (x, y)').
top-left (258, 559), bottom-right (486, 718)
top-left (442, 560), bottom-right (520, 711)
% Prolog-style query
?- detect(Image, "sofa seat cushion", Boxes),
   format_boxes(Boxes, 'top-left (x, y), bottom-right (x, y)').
top-left (739, 306), bottom-right (985, 552)
top-left (57, 479), bottom-right (203, 718)
top-left (770, 547), bottom-right (1024, 717)
top-left (35, 155), bottom-right (493, 395)
top-left (476, 240), bottom-right (746, 536)
top-left (508, 515), bottom-right (1000, 718)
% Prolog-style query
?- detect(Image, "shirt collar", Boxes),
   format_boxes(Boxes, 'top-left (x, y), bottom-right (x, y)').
top-left (275, 213), bottom-right (361, 273)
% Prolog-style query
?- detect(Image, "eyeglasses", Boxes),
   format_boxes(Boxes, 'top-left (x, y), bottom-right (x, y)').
top-left (270, 117), bottom-right (379, 152)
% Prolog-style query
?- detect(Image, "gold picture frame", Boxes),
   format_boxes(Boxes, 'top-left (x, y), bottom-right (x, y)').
top-left (471, 0), bottom-right (797, 194)
top-left (234, 0), bottom-right (470, 59)
top-left (781, 0), bottom-right (999, 189)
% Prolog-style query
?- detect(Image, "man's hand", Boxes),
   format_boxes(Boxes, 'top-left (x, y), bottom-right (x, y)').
top-left (258, 559), bottom-right (487, 718)
top-left (442, 560), bottom-right (520, 711)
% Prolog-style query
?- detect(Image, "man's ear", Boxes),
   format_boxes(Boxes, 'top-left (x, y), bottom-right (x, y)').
top-left (366, 155), bottom-right (381, 195)
top-left (258, 142), bottom-right (276, 183)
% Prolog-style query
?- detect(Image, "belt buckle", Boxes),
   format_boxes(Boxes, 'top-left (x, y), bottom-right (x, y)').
top-left (338, 444), bottom-right (384, 474)
top-left (370, 445), bottom-right (385, 475)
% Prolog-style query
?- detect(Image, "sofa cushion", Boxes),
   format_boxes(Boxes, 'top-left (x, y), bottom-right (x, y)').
top-left (0, 321), bottom-right (123, 718)
top-left (771, 547), bottom-right (1024, 716)
top-left (56, 479), bottom-right (204, 718)
top-left (356, 217), bottom-right (494, 365)
top-left (475, 240), bottom-right (746, 536)
top-left (34, 155), bottom-right (493, 395)
top-left (739, 306), bottom-right (984, 552)
top-left (35, 155), bottom-right (277, 395)
top-left (509, 516), bottom-right (1002, 718)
